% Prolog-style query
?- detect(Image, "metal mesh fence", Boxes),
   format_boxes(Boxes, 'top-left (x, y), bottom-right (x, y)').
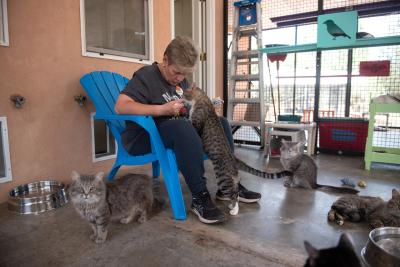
top-left (226, 0), bottom-right (400, 151)
top-left (372, 113), bottom-right (400, 149)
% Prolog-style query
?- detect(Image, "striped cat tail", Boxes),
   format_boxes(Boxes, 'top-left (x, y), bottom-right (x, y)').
top-left (316, 184), bottom-right (359, 194)
top-left (235, 158), bottom-right (291, 179)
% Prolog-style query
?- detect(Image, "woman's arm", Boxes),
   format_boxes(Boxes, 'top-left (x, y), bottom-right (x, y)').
top-left (115, 94), bottom-right (183, 117)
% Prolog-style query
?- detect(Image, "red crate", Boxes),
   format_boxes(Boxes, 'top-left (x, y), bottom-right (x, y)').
top-left (318, 118), bottom-right (369, 153)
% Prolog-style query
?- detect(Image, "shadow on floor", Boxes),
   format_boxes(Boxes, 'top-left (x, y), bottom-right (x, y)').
top-left (0, 148), bottom-right (398, 266)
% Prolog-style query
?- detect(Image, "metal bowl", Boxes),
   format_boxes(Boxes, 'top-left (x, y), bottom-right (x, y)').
top-left (361, 227), bottom-right (400, 267)
top-left (8, 180), bottom-right (69, 214)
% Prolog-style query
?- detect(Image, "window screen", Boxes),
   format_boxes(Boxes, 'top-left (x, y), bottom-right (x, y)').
top-left (84, 0), bottom-right (149, 60)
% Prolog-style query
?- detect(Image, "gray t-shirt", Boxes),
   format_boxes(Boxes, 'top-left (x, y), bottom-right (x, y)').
top-left (121, 62), bottom-right (189, 132)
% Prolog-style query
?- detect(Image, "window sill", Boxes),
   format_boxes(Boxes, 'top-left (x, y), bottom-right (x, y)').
top-left (93, 154), bottom-right (117, 163)
top-left (83, 51), bottom-right (153, 65)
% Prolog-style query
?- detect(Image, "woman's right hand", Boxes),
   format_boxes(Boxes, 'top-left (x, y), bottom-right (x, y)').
top-left (159, 99), bottom-right (184, 116)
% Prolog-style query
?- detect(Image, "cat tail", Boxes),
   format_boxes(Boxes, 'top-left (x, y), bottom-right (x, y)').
top-left (316, 184), bottom-right (359, 194)
top-left (151, 197), bottom-right (166, 213)
top-left (235, 158), bottom-right (291, 179)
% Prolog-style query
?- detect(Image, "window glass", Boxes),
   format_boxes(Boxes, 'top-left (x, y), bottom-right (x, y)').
top-left (0, 0), bottom-right (9, 46)
top-left (84, 0), bottom-right (149, 59)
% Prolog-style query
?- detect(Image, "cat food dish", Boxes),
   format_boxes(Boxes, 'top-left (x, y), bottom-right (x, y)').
top-left (361, 227), bottom-right (400, 267)
top-left (8, 180), bottom-right (69, 214)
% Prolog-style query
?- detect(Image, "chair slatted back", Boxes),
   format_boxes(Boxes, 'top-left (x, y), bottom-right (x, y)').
top-left (80, 71), bottom-right (129, 132)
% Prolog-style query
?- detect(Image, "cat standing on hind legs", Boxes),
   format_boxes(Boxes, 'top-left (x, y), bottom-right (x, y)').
top-left (69, 171), bottom-right (154, 243)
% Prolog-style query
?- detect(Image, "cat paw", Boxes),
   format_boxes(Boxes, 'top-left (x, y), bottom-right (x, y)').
top-left (138, 215), bottom-right (148, 223)
top-left (370, 221), bottom-right (384, 229)
top-left (94, 237), bottom-right (106, 244)
top-left (335, 213), bottom-right (344, 226)
top-left (90, 234), bottom-right (97, 241)
top-left (120, 217), bottom-right (133, 224)
top-left (328, 210), bottom-right (336, 222)
top-left (283, 180), bottom-right (291, 188)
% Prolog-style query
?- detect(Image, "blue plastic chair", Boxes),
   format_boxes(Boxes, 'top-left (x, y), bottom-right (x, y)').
top-left (80, 71), bottom-right (186, 220)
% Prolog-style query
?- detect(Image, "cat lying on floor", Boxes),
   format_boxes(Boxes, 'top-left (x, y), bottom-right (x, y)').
top-left (304, 233), bottom-right (361, 267)
top-left (69, 171), bottom-right (159, 243)
top-left (328, 188), bottom-right (400, 228)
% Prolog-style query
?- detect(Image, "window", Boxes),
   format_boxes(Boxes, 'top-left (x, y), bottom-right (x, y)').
top-left (91, 114), bottom-right (116, 162)
top-left (0, 117), bottom-right (12, 183)
top-left (81, 0), bottom-right (153, 62)
top-left (0, 0), bottom-right (9, 46)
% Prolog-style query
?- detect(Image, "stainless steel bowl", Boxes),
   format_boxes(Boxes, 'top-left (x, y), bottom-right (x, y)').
top-left (361, 227), bottom-right (400, 267)
top-left (8, 180), bottom-right (69, 214)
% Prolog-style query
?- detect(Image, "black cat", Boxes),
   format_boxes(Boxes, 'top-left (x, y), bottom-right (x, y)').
top-left (304, 233), bottom-right (361, 267)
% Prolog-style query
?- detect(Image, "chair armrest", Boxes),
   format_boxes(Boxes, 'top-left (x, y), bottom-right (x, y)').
top-left (93, 113), bottom-right (167, 156)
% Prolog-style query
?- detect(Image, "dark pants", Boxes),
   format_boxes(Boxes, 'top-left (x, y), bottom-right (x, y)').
top-left (122, 117), bottom-right (234, 196)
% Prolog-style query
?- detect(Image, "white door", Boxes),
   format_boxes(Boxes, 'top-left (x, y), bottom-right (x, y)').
top-left (173, 0), bottom-right (215, 96)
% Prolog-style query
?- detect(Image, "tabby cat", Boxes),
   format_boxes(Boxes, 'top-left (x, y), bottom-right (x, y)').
top-left (182, 87), bottom-right (290, 215)
top-left (304, 233), bottom-right (361, 267)
top-left (69, 171), bottom-right (154, 243)
top-left (280, 140), bottom-right (359, 194)
top-left (328, 188), bottom-right (400, 228)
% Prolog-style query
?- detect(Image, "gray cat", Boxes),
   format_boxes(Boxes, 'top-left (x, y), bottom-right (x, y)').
top-left (69, 171), bottom-right (154, 243)
top-left (328, 188), bottom-right (400, 228)
top-left (280, 140), bottom-right (359, 194)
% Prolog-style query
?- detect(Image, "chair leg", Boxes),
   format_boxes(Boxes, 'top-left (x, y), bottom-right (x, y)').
top-left (162, 150), bottom-right (186, 220)
top-left (108, 164), bottom-right (121, 181)
top-left (152, 161), bottom-right (160, 178)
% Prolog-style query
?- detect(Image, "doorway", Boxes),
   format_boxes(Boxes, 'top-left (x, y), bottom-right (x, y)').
top-left (173, 0), bottom-right (211, 94)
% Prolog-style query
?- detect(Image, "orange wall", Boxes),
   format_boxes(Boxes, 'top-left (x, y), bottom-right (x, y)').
top-left (0, 0), bottom-right (224, 203)
top-left (215, 0), bottom-right (224, 99)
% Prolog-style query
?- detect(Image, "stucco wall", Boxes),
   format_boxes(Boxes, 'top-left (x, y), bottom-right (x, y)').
top-left (215, 0), bottom-right (224, 99)
top-left (0, 0), bottom-right (224, 203)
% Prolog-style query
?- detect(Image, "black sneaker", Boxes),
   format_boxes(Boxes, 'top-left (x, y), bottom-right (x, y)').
top-left (191, 191), bottom-right (225, 224)
top-left (216, 183), bottom-right (261, 203)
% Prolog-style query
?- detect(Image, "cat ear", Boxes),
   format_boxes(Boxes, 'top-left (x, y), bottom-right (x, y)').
top-left (189, 82), bottom-right (196, 90)
top-left (281, 139), bottom-right (288, 147)
top-left (392, 188), bottom-right (400, 198)
top-left (304, 241), bottom-right (319, 264)
top-left (338, 233), bottom-right (356, 251)
top-left (71, 171), bottom-right (80, 181)
top-left (295, 141), bottom-right (305, 148)
top-left (94, 172), bottom-right (105, 181)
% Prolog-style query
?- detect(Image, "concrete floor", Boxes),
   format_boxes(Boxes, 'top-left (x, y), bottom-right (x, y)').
top-left (0, 147), bottom-right (399, 267)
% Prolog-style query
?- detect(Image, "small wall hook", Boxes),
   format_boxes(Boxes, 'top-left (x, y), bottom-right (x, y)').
top-left (10, 94), bottom-right (26, 108)
top-left (74, 94), bottom-right (87, 107)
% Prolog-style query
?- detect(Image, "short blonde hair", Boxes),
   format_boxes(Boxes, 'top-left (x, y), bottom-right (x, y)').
top-left (164, 36), bottom-right (198, 72)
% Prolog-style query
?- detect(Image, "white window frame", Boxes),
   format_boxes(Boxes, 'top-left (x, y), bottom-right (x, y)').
top-left (0, 0), bottom-right (9, 46)
top-left (0, 117), bottom-right (12, 183)
top-left (80, 0), bottom-right (154, 64)
top-left (91, 113), bottom-right (117, 162)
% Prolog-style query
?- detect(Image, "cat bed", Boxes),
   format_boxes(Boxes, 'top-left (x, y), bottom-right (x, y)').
top-left (8, 181), bottom-right (69, 214)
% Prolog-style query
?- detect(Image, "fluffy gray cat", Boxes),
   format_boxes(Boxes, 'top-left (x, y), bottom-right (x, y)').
top-left (280, 140), bottom-right (359, 194)
top-left (69, 171), bottom-right (154, 243)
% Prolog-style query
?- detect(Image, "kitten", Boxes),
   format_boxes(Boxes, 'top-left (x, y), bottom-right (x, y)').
top-left (328, 188), bottom-right (400, 228)
top-left (304, 233), bottom-right (361, 267)
top-left (280, 140), bottom-right (359, 194)
top-left (69, 171), bottom-right (154, 243)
